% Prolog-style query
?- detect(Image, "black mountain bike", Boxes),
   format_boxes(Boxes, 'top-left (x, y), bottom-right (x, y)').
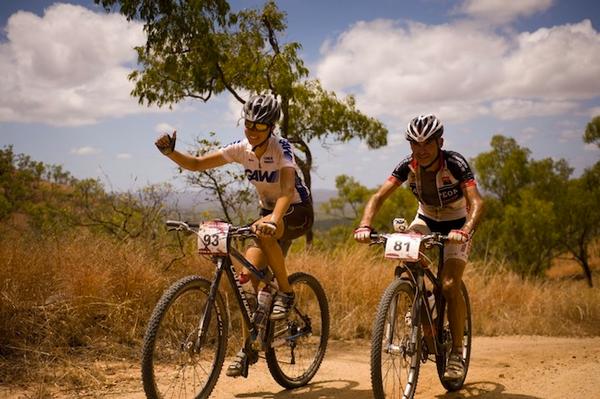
top-left (141, 220), bottom-right (329, 399)
top-left (369, 219), bottom-right (472, 399)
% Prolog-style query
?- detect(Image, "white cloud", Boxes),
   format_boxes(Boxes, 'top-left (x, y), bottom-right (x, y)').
top-left (491, 98), bottom-right (578, 120)
top-left (455, 0), bottom-right (554, 24)
top-left (116, 153), bottom-right (132, 159)
top-left (316, 18), bottom-right (600, 125)
top-left (587, 107), bottom-right (600, 118)
top-left (584, 143), bottom-right (598, 152)
top-left (155, 123), bottom-right (176, 134)
top-left (0, 3), bottom-right (147, 126)
top-left (71, 146), bottom-right (100, 155)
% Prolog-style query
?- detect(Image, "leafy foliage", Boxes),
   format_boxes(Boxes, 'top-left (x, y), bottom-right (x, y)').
top-left (472, 131), bottom-right (599, 284)
top-left (584, 115), bottom-right (600, 147)
top-left (95, 0), bottom-right (389, 238)
top-left (184, 132), bottom-right (257, 224)
top-left (0, 146), bottom-right (173, 242)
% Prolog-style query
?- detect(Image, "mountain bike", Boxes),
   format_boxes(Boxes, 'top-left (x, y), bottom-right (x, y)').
top-left (141, 220), bottom-right (329, 399)
top-left (369, 219), bottom-right (472, 399)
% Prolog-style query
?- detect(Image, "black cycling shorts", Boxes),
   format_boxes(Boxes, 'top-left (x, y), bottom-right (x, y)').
top-left (417, 213), bottom-right (466, 235)
top-left (259, 202), bottom-right (314, 241)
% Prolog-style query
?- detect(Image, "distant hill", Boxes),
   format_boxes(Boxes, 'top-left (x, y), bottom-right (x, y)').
top-left (166, 188), bottom-right (338, 212)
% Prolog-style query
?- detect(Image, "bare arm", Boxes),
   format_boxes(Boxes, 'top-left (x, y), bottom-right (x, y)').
top-left (359, 179), bottom-right (400, 227)
top-left (166, 150), bottom-right (228, 171)
top-left (155, 132), bottom-right (228, 171)
top-left (462, 184), bottom-right (485, 235)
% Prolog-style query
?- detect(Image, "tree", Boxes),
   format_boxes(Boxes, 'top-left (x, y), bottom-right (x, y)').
top-left (471, 136), bottom-right (575, 277)
top-left (584, 115), bottom-right (600, 148)
top-left (96, 0), bottom-right (388, 243)
top-left (184, 133), bottom-right (257, 225)
top-left (495, 189), bottom-right (559, 276)
top-left (554, 162), bottom-right (600, 287)
top-left (319, 174), bottom-right (417, 250)
top-left (472, 135), bottom-right (531, 205)
top-left (322, 175), bottom-right (371, 221)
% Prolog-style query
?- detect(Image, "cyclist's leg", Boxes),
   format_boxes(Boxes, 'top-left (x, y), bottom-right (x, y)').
top-left (227, 246), bottom-right (267, 377)
top-left (442, 241), bottom-right (470, 379)
top-left (260, 203), bottom-right (313, 319)
top-left (440, 256), bottom-right (466, 354)
top-left (255, 217), bottom-right (291, 292)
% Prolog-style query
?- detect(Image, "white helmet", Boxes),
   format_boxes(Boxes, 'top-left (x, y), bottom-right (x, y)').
top-left (405, 114), bottom-right (444, 143)
top-left (242, 94), bottom-right (281, 125)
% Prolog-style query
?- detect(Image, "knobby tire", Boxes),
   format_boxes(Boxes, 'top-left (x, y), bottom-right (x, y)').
top-left (371, 279), bottom-right (422, 399)
top-left (141, 275), bottom-right (228, 399)
top-left (265, 272), bottom-right (330, 389)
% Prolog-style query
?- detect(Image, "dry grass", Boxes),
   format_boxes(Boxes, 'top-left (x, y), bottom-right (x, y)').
top-left (1, 228), bottom-right (599, 389)
top-left (468, 262), bottom-right (600, 336)
top-left (288, 244), bottom-right (600, 340)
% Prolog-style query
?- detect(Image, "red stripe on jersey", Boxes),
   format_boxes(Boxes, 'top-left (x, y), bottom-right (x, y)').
top-left (461, 179), bottom-right (477, 188)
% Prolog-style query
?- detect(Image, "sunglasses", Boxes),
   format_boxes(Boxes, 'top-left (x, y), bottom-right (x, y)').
top-left (244, 120), bottom-right (271, 132)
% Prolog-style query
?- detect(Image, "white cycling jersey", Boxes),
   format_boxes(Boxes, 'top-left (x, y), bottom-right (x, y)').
top-left (220, 135), bottom-right (311, 210)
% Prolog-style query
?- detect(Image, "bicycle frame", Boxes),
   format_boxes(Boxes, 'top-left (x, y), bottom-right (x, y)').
top-left (197, 240), bottom-right (279, 350)
top-left (389, 237), bottom-right (446, 358)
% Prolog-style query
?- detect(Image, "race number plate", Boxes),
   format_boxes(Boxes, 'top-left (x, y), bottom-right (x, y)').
top-left (384, 233), bottom-right (422, 261)
top-left (197, 221), bottom-right (230, 255)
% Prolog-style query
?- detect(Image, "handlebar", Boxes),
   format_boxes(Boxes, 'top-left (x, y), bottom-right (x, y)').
top-left (165, 220), bottom-right (256, 238)
top-left (369, 231), bottom-right (449, 247)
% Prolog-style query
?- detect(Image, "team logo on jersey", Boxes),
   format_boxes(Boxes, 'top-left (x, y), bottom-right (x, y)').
top-left (439, 186), bottom-right (461, 203)
top-left (442, 173), bottom-right (452, 185)
top-left (245, 169), bottom-right (279, 183)
top-left (279, 139), bottom-right (294, 161)
top-left (263, 156), bottom-right (274, 164)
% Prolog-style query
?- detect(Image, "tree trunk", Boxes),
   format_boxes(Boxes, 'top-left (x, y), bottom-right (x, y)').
top-left (581, 260), bottom-right (593, 288)
top-left (573, 243), bottom-right (593, 288)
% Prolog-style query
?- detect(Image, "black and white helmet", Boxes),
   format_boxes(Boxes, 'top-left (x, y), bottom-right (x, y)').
top-left (242, 94), bottom-right (281, 125)
top-left (405, 114), bottom-right (444, 143)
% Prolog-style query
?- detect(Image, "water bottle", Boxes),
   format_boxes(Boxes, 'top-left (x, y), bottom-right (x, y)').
top-left (426, 290), bottom-right (437, 320)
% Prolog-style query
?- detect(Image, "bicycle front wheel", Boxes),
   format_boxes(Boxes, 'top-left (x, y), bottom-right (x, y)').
top-left (435, 282), bottom-right (472, 392)
top-left (141, 275), bottom-right (229, 399)
top-left (265, 272), bottom-right (330, 388)
top-left (371, 279), bottom-right (421, 399)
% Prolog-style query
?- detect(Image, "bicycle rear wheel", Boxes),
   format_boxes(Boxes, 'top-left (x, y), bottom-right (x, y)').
top-left (435, 282), bottom-right (472, 391)
top-left (141, 275), bottom-right (228, 399)
top-left (371, 279), bottom-right (421, 399)
top-left (265, 272), bottom-right (330, 388)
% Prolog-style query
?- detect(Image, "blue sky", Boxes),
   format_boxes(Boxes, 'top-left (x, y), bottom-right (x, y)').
top-left (1, 0), bottom-right (599, 194)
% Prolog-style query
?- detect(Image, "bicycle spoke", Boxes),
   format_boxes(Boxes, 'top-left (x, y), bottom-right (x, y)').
top-left (265, 272), bottom-right (329, 389)
top-left (142, 276), bottom-right (228, 399)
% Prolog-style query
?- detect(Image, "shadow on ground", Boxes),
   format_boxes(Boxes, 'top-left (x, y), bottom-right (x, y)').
top-left (235, 379), bottom-right (372, 399)
top-left (435, 381), bottom-right (543, 399)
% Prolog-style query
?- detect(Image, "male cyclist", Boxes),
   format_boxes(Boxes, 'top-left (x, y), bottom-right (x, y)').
top-left (354, 114), bottom-right (484, 380)
top-left (155, 93), bottom-right (313, 377)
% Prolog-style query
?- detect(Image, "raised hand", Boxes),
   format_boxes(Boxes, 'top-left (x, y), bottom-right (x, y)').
top-left (155, 131), bottom-right (177, 155)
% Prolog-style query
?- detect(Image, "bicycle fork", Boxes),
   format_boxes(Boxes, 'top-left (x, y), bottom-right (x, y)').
top-left (193, 258), bottom-right (226, 352)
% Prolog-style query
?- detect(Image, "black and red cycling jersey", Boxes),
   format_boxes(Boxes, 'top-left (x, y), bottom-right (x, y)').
top-left (388, 150), bottom-right (477, 221)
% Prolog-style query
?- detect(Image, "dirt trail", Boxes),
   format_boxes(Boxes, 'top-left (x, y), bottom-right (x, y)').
top-left (2, 336), bottom-right (599, 398)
